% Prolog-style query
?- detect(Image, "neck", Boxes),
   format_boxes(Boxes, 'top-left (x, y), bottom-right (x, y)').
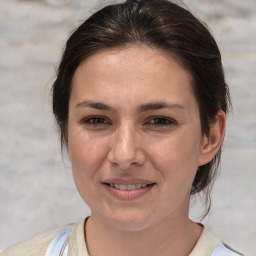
top-left (85, 214), bottom-right (202, 256)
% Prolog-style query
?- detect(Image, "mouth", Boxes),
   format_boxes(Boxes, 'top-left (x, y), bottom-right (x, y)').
top-left (104, 183), bottom-right (154, 190)
top-left (102, 182), bottom-right (156, 200)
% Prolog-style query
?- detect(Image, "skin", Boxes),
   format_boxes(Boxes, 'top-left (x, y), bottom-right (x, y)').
top-left (68, 46), bottom-right (226, 256)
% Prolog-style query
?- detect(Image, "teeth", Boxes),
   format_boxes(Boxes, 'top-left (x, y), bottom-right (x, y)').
top-left (136, 184), bottom-right (142, 189)
top-left (109, 184), bottom-right (149, 190)
top-left (119, 184), bottom-right (127, 190)
top-left (127, 185), bottom-right (136, 190)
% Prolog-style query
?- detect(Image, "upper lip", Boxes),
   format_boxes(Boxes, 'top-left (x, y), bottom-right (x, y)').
top-left (102, 178), bottom-right (155, 185)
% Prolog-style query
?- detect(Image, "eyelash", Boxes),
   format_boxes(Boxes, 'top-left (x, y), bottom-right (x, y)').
top-left (81, 116), bottom-right (110, 125)
top-left (145, 117), bottom-right (175, 126)
top-left (81, 116), bottom-right (175, 127)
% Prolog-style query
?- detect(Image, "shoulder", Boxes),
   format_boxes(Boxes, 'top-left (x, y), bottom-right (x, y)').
top-left (0, 224), bottom-right (73, 256)
top-left (212, 243), bottom-right (244, 256)
top-left (189, 227), bottom-right (221, 256)
top-left (189, 226), bottom-right (244, 256)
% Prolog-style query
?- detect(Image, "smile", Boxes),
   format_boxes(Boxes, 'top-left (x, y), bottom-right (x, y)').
top-left (103, 183), bottom-right (155, 200)
top-left (108, 184), bottom-right (148, 190)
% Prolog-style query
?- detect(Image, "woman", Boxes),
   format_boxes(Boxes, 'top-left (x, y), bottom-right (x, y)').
top-left (1, 0), bottom-right (244, 255)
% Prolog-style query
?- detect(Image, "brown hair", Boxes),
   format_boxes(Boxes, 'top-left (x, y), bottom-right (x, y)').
top-left (52, 0), bottom-right (231, 216)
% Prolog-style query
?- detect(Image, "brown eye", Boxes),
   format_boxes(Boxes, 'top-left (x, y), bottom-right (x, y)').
top-left (82, 116), bottom-right (110, 125)
top-left (147, 117), bottom-right (174, 126)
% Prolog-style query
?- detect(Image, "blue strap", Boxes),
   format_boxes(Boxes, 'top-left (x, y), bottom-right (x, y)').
top-left (212, 244), bottom-right (244, 256)
top-left (45, 226), bottom-right (72, 256)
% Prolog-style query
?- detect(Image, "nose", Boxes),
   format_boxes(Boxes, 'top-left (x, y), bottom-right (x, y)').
top-left (108, 122), bottom-right (146, 169)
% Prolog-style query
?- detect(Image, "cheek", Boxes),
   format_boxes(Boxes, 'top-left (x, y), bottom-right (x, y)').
top-left (149, 132), bottom-right (200, 162)
top-left (68, 131), bottom-right (110, 204)
top-left (68, 131), bottom-right (109, 181)
top-left (146, 130), bottom-right (201, 182)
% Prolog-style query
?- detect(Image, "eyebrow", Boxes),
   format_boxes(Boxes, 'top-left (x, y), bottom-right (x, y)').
top-left (76, 100), bottom-right (115, 112)
top-left (137, 102), bottom-right (185, 112)
top-left (75, 100), bottom-right (185, 112)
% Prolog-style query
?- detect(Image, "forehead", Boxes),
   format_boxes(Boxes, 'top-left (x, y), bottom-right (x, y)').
top-left (75, 46), bottom-right (191, 80)
top-left (70, 46), bottom-right (196, 109)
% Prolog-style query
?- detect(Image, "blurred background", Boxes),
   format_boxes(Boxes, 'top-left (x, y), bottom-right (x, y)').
top-left (0, 0), bottom-right (255, 254)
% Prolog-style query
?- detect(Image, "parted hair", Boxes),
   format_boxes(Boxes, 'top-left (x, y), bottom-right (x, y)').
top-left (52, 0), bottom-right (231, 216)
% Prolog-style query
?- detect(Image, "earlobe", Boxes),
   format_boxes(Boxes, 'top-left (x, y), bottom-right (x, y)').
top-left (198, 110), bottom-right (226, 166)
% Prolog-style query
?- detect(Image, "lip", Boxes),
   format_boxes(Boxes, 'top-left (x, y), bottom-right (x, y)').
top-left (102, 178), bottom-right (156, 200)
top-left (102, 178), bottom-right (154, 185)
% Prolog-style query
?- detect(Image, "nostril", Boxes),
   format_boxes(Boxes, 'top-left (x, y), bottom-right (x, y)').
top-left (107, 141), bottom-right (146, 169)
top-left (110, 161), bottom-right (119, 167)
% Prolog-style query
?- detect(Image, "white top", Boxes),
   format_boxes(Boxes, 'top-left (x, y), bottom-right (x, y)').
top-left (1, 218), bottom-right (243, 256)
top-left (48, 219), bottom-right (244, 256)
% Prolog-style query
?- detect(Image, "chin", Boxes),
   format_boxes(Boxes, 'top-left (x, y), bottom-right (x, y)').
top-left (103, 208), bottom-right (156, 232)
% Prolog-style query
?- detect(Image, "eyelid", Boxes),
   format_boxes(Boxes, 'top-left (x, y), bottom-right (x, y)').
top-left (81, 115), bottom-right (111, 125)
top-left (80, 115), bottom-right (176, 127)
top-left (145, 116), bottom-right (176, 126)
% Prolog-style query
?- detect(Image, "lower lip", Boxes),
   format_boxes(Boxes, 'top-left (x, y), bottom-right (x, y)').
top-left (103, 184), bottom-right (155, 200)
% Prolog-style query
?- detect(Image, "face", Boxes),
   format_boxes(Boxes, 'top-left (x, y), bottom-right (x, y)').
top-left (68, 46), bottom-right (207, 231)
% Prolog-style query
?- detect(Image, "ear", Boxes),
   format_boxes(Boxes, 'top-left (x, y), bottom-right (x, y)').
top-left (198, 110), bottom-right (226, 166)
